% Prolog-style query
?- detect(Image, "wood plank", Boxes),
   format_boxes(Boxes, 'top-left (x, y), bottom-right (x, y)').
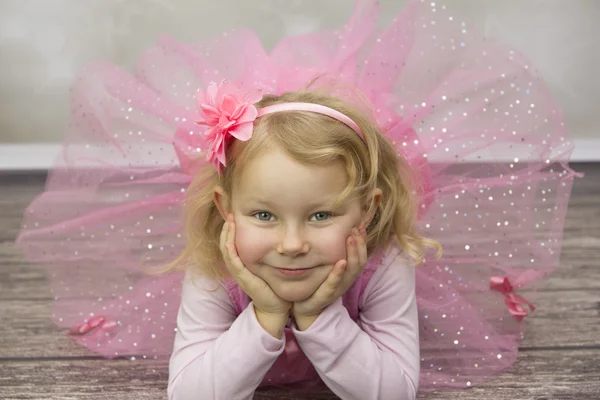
top-left (418, 348), bottom-right (600, 400)
top-left (0, 244), bottom-right (52, 301)
top-left (0, 174), bottom-right (45, 243)
top-left (0, 164), bottom-right (600, 298)
top-left (2, 165), bottom-right (598, 301)
top-left (0, 165), bottom-right (598, 399)
top-left (3, 241), bottom-right (599, 301)
top-left (0, 358), bottom-right (169, 400)
top-left (3, 175), bottom-right (600, 299)
top-left (0, 289), bottom-right (598, 358)
top-left (1, 349), bottom-right (599, 399)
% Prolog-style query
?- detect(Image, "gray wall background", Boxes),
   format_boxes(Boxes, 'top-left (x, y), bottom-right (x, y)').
top-left (0, 0), bottom-right (598, 144)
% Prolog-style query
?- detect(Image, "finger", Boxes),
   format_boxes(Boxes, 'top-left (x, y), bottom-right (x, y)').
top-left (219, 219), bottom-right (230, 259)
top-left (225, 241), bottom-right (269, 297)
top-left (346, 234), bottom-right (359, 273)
top-left (219, 221), bottom-right (229, 266)
top-left (219, 214), bottom-right (233, 255)
top-left (354, 226), bottom-right (368, 267)
top-left (224, 242), bottom-right (244, 274)
top-left (224, 220), bottom-right (240, 269)
top-left (222, 217), bottom-right (241, 273)
top-left (224, 222), bottom-right (258, 280)
top-left (297, 260), bottom-right (346, 314)
top-left (226, 214), bottom-right (235, 246)
top-left (325, 259), bottom-right (347, 290)
top-left (224, 235), bottom-right (253, 281)
top-left (359, 224), bottom-right (367, 239)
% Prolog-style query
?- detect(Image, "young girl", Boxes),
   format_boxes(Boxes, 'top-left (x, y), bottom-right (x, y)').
top-left (167, 86), bottom-right (438, 399)
top-left (16, 0), bottom-right (578, 398)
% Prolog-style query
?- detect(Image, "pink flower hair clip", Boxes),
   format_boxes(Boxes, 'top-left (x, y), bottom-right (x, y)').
top-left (195, 81), bottom-right (262, 176)
top-left (195, 81), bottom-right (366, 177)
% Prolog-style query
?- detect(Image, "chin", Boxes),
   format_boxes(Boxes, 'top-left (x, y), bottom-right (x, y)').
top-left (271, 283), bottom-right (318, 303)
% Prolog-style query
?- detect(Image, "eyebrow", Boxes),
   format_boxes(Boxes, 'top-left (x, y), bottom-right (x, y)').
top-left (246, 197), bottom-right (341, 209)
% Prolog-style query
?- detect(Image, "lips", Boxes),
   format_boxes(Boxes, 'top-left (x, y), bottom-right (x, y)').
top-left (270, 264), bottom-right (320, 277)
top-left (272, 264), bottom-right (318, 271)
top-left (275, 268), bottom-right (312, 277)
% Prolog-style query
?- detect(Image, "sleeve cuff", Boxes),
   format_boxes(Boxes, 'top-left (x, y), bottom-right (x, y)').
top-left (292, 297), bottom-right (357, 339)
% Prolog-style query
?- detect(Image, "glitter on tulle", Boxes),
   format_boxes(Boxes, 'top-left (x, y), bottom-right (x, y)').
top-left (15, 0), bottom-right (577, 391)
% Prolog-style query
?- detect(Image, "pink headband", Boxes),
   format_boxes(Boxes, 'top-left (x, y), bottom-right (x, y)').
top-left (258, 102), bottom-right (364, 139)
top-left (195, 81), bottom-right (365, 176)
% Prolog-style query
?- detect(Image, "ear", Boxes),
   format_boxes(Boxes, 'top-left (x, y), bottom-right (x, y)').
top-left (213, 186), bottom-right (231, 220)
top-left (362, 188), bottom-right (383, 227)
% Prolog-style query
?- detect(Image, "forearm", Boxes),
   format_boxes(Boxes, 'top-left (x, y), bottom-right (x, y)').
top-left (169, 303), bottom-right (285, 400)
top-left (293, 299), bottom-right (417, 400)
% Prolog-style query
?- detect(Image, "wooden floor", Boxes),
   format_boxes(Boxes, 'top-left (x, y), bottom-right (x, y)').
top-left (1, 163), bottom-right (599, 400)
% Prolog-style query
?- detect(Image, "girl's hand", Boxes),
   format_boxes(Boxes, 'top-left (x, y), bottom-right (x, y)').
top-left (292, 225), bottom-right (368, 330)
top-left (220, 214), bottom-right (292, 317)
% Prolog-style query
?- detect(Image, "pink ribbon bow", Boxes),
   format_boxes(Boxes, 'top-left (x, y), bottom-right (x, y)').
top-left (70, 315), bottom-right (117, 335)
top-left (490, 276), bottom-right (536, 322)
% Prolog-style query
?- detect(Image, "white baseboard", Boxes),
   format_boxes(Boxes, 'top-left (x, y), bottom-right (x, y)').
top-left (0, 140), bottom-right (598, 171)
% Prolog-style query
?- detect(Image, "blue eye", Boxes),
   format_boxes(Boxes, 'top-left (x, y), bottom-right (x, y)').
top-left (253, 211), bottom-right (274, 221)
top-left (312, 212), bottom-right (333, 221)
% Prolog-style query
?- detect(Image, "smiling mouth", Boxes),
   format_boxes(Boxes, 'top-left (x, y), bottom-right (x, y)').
top-left (274, 268), bottom-right (312, 277)
top-left (272, 264), bottom-right (320, 271)
top-left (271, 264), bottom-right (321, 277)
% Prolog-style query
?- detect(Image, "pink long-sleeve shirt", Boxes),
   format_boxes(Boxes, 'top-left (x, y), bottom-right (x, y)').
top-left (168, 245), bottom-right (419, 400)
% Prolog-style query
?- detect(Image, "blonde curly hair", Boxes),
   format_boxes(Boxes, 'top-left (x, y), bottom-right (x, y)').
top-left (166, 88), bottom-right (440, 279)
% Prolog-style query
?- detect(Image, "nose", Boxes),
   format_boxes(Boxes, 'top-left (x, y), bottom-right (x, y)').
top-left (277, 224), bottom-right (309, 257)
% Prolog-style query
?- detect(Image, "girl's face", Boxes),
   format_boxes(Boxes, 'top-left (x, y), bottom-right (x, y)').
top-left (218, 148), bottom-right (379, 303)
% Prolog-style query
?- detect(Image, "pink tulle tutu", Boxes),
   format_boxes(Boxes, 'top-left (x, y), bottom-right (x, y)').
top-left (16, 0), bottom-right (578, 391)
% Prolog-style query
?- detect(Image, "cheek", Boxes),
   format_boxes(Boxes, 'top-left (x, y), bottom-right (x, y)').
top-left (234, 221), bottom-right (271, 266)
top-left (313, 226), bottom-right (351, 261)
